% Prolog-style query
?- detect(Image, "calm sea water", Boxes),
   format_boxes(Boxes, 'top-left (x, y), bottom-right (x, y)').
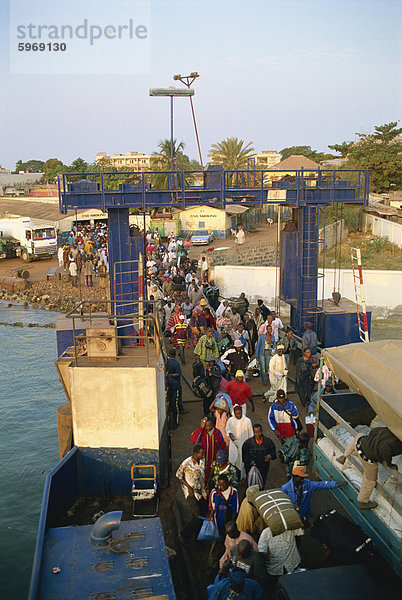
top-left (0, 304), bottom-right (62, 599)
top-left (0, 303), bottom-right (401, 599)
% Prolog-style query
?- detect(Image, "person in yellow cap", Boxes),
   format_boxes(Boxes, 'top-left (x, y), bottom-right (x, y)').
top-left (225, 370), bottom-right (255, 415)
top-left (281, 466), bottom-right (346, 525)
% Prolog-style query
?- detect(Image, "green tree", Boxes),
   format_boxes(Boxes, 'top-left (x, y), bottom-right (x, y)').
top-left (327, 141), bottom-right (353, 158)
top-left (69, 157), bottom-right (90, 172)
top-left (208, 137), bottom-right (255, 170)
top-left (14, 159), bottom-right (44, 173)
top-left (151, 139), bottom-right (193, 188)
top-left (336, 121), bottom-right (402, 192)
top-left (24, 159), bottom-right (44, 172)
top-left (280, 145), bottom-right (333, 163)
top-left (95, 157), bottom-right (116, 172)
top-left (14, 160), bottom-right (24, 173)
top-left (42, 158), bottom-right (65, 182)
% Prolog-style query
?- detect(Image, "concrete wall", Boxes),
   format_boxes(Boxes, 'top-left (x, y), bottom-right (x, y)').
top-left (212, 243), bottom-right (277, 266)
top-left (362, 213), bottom-right (402, 248)
top-left (319, 219), bottom-right (348, 253)
top-left (69, 365), bottom-right (160, 449)
top-left (213, 265), bottom-right (402, 315)
top-left (156, 356), bottom-right (167, 443)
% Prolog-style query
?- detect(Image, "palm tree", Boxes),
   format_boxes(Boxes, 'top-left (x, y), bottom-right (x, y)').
top-left (208, 137), bottom-right (255, 170)
top-left (151, 139), bottom-right (193, 188)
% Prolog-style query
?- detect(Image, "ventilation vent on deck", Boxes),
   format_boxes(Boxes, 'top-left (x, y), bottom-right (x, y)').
top-left (92, 562), bottom-right (114, 573)
top-left (124, 532), bottom-right (145, 541)
top-left (127, 557), bottom-right (149, 569)
top-left (129, 587), bottom-right (153, 599)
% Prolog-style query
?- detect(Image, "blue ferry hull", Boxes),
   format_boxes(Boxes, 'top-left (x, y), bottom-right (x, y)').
top-left (29, 446), bottom-right (176, 600)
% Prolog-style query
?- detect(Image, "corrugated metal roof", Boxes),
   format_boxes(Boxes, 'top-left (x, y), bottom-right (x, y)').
top-left (0, 198), bottom-right (93, 224)
top-left (0, 197), bottom-right (63, 221)
top-left (224, 204), bottom-right (249, 214)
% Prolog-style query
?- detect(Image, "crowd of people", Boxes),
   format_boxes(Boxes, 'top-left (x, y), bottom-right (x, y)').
top-left (139, 228), bottom-right (355, 598)
top-left (57, 222), bottom-right (109, 287)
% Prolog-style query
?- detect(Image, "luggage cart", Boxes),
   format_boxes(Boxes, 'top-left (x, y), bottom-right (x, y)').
top-left (131, 464), bottom-right (159, 518)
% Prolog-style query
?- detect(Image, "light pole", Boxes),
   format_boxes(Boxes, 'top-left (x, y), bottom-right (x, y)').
top-left (149, 87), bottom-right (195, 178)
top-left (173, 72), bottom-right (203, 169)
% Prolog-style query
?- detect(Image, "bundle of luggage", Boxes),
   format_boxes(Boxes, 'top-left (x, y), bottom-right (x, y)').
top-left (226, 296), bottom-right (247, 317)
top-left (192, 376), bottom-right (213, 399)
top-left (249, 488), bottom-right (303, 535)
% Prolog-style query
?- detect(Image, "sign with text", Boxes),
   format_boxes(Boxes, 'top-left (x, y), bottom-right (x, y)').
top-left (10, 0), bottom-right (151, 74)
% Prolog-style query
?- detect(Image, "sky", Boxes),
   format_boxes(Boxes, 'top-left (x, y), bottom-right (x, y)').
top-left (0, 0), bottom-right (401, 170)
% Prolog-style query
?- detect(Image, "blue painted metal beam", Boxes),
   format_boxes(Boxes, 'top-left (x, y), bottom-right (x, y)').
top-left (59, 169), bottom-right (369, 213)
top-left (59, 168), bottom-right (370, 341)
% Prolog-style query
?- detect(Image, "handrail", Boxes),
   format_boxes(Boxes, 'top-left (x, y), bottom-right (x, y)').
top-left (63, 299), bottom-right (165, 367)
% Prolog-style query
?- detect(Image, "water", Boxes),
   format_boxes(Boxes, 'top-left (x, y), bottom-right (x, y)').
top-left (0, 304), bottom-right (63, 599)
top-left (0, 304), bottom-right (401, 599)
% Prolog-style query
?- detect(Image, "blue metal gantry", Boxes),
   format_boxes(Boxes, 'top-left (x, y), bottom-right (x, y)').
top-left (59, 167), bottom-right (369, 338)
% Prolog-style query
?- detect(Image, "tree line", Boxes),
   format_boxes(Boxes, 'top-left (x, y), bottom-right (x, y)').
top-left (13, 121), bottom-right (401, 192)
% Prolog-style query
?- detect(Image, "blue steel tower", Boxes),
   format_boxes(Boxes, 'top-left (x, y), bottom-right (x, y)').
top-left (59, 166), bottom-right (370, 346)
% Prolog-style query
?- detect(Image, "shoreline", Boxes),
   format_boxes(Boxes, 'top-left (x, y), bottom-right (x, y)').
top-left (0, 278), bottom-right (107, 314)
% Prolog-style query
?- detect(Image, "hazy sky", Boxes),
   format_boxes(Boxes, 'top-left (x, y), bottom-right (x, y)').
top-left (1, 0), bottom-right (401, 170)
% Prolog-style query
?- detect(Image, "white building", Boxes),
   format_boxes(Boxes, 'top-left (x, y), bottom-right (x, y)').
top-left (254, 150), bottom-right (281, 168)
top-left (96, 151), bottom-right (154, 171)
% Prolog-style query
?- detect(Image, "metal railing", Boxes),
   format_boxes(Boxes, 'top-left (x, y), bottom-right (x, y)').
top-left (59, 168), bottom-right (370, 212)
top-left (61, 299), bottom-right (165, 367)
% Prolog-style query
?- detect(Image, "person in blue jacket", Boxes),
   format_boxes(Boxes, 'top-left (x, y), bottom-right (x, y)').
top-left (209, 567), bottom-right (263, 600)
top-left (282, 466), bottom-right (346, 524)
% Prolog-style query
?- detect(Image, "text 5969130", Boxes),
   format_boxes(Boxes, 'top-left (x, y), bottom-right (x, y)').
top-left (18, 43), bottom-right (67, 51)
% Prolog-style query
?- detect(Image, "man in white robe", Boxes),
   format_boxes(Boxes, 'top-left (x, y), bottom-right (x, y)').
top-left (226, 404), bottom-right (253, 478)
top-left (264, 344), bottom-right (288, 402)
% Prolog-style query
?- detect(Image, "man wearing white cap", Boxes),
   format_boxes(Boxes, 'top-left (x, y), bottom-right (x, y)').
top-left (264, 343), bottom-right (288, 403)
top-left (225, 370), bottom-right (255, 415)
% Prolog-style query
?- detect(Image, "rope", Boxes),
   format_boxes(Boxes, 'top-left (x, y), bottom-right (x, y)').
top-left (332, 204), bottom-right (339, 292)
top-left (274, 206), bottom-right (281, 315)
top-left (337, 205), bottom-right (343, 293)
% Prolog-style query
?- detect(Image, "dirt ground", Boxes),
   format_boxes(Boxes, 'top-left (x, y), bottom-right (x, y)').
top-left (187, 221), bottom-right (278, 260)
top-left (0, 221), bottom-right (278, 282)
top-left (0, 254), bottom-right (60, 282)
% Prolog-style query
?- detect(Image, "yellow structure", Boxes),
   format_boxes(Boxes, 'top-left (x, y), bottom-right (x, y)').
top-left (254, 150), bottom-right (281, 168)
top-left (96, 151), bottom-right (154, 171)
top-left (179, 205), bottom-right (237, 239)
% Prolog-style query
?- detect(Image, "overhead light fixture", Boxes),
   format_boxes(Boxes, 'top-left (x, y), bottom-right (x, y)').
top-left (149, 87), bottom-right (194, 97)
